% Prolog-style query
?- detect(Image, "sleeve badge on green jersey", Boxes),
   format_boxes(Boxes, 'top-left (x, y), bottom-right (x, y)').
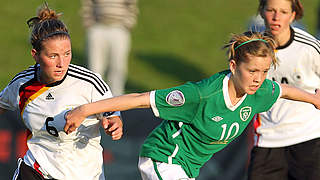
top-left (166, 90), bottom-right (185, 106)
top-left (240, 106), bottom-right (252, 121)
top-left (272, 82), bottom-right (275, 95)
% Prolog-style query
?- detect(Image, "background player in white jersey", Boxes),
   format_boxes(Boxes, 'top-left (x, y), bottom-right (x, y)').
top-left (64, 31), bottom-right (320, 180)
top-left (0, 3), bottom-right (123, 180)
top-left (248, 0), bottom-right (320, 179)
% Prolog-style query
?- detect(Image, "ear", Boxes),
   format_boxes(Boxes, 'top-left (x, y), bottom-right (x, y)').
top-left (229, 59), bottom-right (237, 75)
top-left (31, 49), bottom-right (40, 63)
top-left (289, 11), bottom-right (296, 24)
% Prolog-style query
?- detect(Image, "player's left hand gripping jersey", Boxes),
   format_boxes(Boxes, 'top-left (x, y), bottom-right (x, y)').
top-left (141, 70), bottom-right (281, 178)
top-left (0, 64), bottom-right (120, 180)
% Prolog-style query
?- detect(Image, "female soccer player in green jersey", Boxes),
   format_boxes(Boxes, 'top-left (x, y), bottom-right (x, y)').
top-left (64, 31), bottom-right (320, 179)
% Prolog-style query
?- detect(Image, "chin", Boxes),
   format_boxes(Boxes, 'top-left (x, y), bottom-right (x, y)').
top-left (246, 90), bottom-right (257, 95)
top-left (55, 73), bottom-right (66, 80)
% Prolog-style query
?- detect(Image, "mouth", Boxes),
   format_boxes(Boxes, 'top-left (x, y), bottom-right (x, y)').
top-left (249, 85), bottom-right (260, 92)
top-left (54, 70), bottom-right (65, 76)
top-left (269, 24), bottom-right (281, 31)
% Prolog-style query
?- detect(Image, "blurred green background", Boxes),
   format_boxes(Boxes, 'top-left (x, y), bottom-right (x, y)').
top-left (0, 0), bottom-right (317, 91)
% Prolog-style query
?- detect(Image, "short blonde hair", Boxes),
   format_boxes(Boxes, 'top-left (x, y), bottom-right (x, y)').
top-left (224, 31), bottom-right (277, 68)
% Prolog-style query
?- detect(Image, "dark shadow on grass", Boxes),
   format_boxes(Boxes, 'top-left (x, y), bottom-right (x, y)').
top-left (71, 48), bottom-right (148, 93)
top-left (125, 79), bottom-right (150, 93)
top-left (135, 52), bottom-right (207, 82)
top-left (70, 50), bottom-right (208, 93)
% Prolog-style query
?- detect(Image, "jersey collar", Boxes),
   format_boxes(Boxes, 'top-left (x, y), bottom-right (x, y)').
top-left (276, 27), bottom-right (294, 50)
top-left (223, 73), bottom-right (247, 111)
top-left (34, 64), bottom-right (68, 87)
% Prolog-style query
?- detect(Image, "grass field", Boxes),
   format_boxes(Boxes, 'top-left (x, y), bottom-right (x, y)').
top-left (0, 0), bottom-right (318, 91)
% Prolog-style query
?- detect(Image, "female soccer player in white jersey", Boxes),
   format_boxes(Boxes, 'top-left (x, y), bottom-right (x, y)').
top-left (64, 31), bottom-right (320, 180)
top-left (0, 3), bottom-right (123, 180)
top-left (248, 0), bottom-right (320, 179)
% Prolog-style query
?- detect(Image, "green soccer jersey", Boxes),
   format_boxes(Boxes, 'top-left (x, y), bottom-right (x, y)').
top-left (139, 70), bottom-right (281, 178)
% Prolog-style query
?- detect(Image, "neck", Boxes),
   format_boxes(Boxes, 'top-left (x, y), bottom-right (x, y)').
top-left (37, 68), bottom-right (50, 84)
top-left (228, 76), bottom-right (245, 105)
top-left (274, 27), bottom-right (291, 47)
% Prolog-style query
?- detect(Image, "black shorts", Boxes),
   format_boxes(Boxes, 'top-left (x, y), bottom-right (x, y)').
top-left (248, 138), bottom-right (320, 180)
top-left (12, 159), bottom-right (55, 180)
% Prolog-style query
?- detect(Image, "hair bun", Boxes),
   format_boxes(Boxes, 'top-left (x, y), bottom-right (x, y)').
top-left (37, 4), bottom-right (62, 22)
top-left (27, 3), bottom-right (62, 28)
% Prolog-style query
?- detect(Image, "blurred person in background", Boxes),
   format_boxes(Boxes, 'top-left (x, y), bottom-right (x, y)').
top-left (64, 31), bottom-right (320, 180)
top-left (248, 0), bottom-right (320, 180)
top-left (81, 0), bottom-right (139, 96)
top-left (0, 3), bottom-right (122, 180)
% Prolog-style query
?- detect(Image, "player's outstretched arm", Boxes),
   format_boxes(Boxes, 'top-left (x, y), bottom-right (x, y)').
top-left (280, 84), bottom-right (320, 109)
top-left (64, 92), bottom-right (151, 134)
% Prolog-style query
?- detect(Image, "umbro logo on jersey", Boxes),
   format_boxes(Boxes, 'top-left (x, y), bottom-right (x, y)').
top-left (211, 116), bottom-right (223, 122)
top-left (46, 93), bottom-right (54, 100)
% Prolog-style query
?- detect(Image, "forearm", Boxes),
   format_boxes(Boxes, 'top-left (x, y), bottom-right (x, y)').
top-left (281, 84), bottom-right (320, 107)
top-left (64, 92), bottom-right (151, 134)
top-left (81, 92), bottom-right (151, 117)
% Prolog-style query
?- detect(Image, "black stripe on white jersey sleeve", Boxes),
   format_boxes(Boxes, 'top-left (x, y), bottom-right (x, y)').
top-left (9, 65), bottom-right (36, 86)
top-left (68, 64), bottom-right (109, 96)
top-left (294, 32), bottom-right (320, 55)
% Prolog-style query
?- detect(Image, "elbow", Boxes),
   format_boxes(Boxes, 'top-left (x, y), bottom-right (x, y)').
top-left (130, 92), bottom-right (150, 108)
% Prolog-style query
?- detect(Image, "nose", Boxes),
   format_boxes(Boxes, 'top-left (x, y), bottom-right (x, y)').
top-left (254, 72), bottom-right (263, 83)
top-left (56, 57), bottom-right (63, 67)
top-left (272, 11), bottom-right (279, 20)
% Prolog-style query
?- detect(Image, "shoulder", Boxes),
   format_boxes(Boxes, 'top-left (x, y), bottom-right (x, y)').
top-left (67, 64), bottom-right (109, 95)
top-left (293, 27), bottom-right (320, 54)
top-left (8, 64), bottom-right (37, 86)
top-left (256, 79), bottom-right (280, 96)
top-left (293, 27), bottom-right (317, 40)
top-left (196, 70), bottom-right (229, 96)
top-left (198, 70), bottom-right (229, 87)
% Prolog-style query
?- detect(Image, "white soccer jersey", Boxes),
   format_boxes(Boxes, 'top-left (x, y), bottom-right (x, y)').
top-left (254, 27), bottom-right (320, 147)
top-left (0, 64), bottom-right (120, 179)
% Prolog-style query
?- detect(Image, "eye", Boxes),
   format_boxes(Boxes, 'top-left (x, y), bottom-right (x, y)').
top-left (249, 70), bottom-right (255, 74)
top-left (265, 8), bottom-right (273, 12)
top-left (49, 55), bottom-right (56, 59)
top-left (65, 51), bottom-right (71, 57)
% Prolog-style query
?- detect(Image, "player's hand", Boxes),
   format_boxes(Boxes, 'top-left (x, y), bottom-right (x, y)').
top-left (64, 105), bottom-right (86, 134)
top-left (102, 116), bottom-right (123, 140)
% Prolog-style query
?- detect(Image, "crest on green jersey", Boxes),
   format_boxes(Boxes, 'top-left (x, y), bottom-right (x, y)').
top-left (166, 90), bottom-right (185, 106)
top-left (240, 106), bottom-right (252, 121)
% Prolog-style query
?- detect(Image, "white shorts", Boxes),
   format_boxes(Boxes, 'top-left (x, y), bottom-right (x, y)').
top-left (138, 157), bottom-right (195, 180)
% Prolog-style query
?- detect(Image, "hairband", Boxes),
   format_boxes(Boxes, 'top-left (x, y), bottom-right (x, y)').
top-left (35, 31), bottom-right (70, 46)
top-left (234, 39), bottom-right (267, 50)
